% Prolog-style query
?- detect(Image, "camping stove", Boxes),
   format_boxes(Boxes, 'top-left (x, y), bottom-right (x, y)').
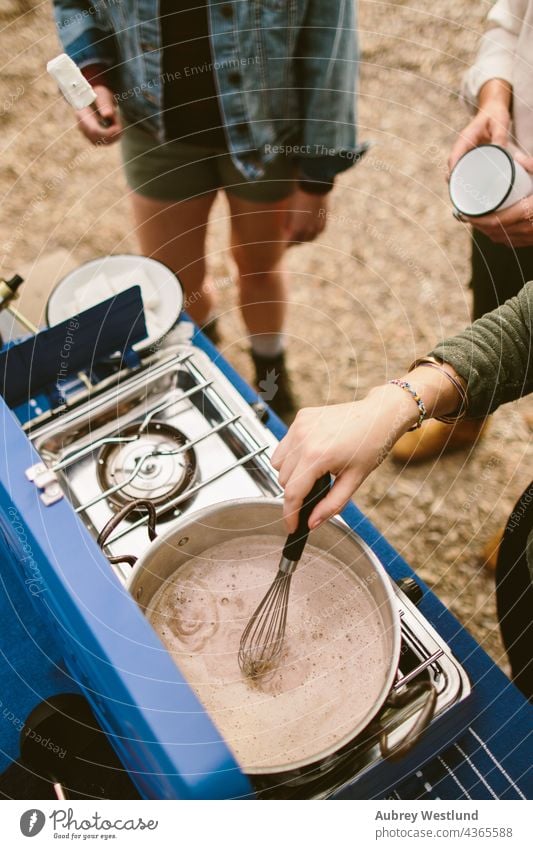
top-left (27, 343), bottom-right (281, 583)
top-left (23, 339), bottom-right (472, 798)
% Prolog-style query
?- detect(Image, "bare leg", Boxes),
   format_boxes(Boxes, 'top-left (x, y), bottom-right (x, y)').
top-left (226, 193), bottom-right (297, 418)
top-left (129, 191), bottom-right (217, 324)
top-left (226, 193), bottom-right (291, 338)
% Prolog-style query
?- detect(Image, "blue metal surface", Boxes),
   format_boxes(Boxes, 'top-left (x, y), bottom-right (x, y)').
top-left (0, 397), bottom-right (251, 799)
top-left (0, 521), bottom-right (79, 771)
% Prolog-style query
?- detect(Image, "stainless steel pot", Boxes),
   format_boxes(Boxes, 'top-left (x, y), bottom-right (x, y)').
top-left (98, 498), bottom-right (436, 778)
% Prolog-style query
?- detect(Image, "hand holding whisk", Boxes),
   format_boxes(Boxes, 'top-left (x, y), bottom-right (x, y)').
top-left (238, 474), bottom-right (332, 679)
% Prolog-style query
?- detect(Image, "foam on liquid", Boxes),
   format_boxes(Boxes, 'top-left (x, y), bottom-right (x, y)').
top-left (147, 534), bottom-right (389, 771)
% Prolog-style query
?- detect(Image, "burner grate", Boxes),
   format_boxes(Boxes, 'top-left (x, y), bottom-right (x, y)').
top-left (96, 420), bottom-right (197, 511)
top-left (29, 346), bottom-right (281, 579)
top-left (101, 445), bottom-right (272, 546)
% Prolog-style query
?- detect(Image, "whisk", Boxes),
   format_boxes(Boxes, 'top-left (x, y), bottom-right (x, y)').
top-left (238, 473), bottom-right (331, 679)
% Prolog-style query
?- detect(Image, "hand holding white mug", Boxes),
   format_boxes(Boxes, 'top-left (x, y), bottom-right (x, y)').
top-left (465, 151), bottom-right (533, 246)
top-left (448, 78), bottom-right (512, 174)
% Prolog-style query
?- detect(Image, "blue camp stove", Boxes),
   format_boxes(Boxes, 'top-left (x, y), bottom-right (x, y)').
top-left (26, 340), bottom-right (282, 584)
top-left (0, 302), bottom-right (476, 799)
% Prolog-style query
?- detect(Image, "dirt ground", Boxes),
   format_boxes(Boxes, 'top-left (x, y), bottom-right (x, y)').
top-left (2, 1), bottom-right (532, 675)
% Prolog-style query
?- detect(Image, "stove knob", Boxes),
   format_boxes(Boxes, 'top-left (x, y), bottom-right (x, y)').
top-left (250, 400), bottom-right (269, 423)
top-left (396, 576), bottom-right (424, 606)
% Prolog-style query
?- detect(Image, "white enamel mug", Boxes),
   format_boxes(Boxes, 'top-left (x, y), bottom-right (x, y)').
top-left (449, 144), bottom-right (533, 217)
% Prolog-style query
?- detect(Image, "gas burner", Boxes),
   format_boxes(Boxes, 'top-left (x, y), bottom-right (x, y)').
top-left (96, 421), bottom-right (196, 515)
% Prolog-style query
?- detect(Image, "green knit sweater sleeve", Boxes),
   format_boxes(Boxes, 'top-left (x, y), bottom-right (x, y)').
top-left (428, 281), bottom-right (533, 418)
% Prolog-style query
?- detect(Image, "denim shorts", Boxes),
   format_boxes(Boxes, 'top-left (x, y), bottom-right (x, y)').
top-left (120, 123), bottom-right (296, 203)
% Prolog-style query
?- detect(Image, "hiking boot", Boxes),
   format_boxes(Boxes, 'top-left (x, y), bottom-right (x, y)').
top-left (251, 349), bottom-right (298, 423)
top-left (201, 316), bottom-right (221, 346)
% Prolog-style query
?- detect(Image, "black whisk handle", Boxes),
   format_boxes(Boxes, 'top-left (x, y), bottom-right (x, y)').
top-left (282, 473), bottom-right (331, 563)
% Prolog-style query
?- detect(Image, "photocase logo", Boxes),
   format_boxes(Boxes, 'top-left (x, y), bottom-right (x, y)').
top-left (258, 368), bottom-right (279, 402)
top-left (20, 809), bottom-right (46, 837)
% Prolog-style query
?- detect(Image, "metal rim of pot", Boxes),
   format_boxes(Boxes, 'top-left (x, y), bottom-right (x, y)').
top-left (97, 497), bottom-right (437, 775)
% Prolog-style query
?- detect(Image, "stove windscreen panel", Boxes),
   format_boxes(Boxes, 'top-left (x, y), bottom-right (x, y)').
top-left (0, 287), bottom-right (147, 408)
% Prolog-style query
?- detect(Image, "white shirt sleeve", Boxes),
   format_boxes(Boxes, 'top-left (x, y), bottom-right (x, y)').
top-left (461, 0), bottom-right (527, 111)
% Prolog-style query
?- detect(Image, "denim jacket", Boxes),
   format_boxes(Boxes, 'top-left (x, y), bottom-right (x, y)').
top-left (51, 0), bottom-right (364, 182)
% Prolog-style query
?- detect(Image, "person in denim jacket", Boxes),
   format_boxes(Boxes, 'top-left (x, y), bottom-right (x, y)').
top-left (51, 0), bottom-right (366, 420)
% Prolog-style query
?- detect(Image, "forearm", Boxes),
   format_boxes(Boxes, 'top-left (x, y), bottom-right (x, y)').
top-left (402, 363), bottom-right (464, 419)
top-left (371, 284), bottom-right (533, 432)
top-left (430, 283), bottom-right (533, 417)
top-left (366, 363), bottom-right (465, 438)
top-left (461, 0), bottom-right (520, 111)
top-left (52, 1), bottom-right (116, 69)
top-left (274, 284), bottom-right (533, 530)
top-left (294, 0), bottom-right (359, 177)
top-left (478, 77), bottom-right (512, 112)
top-left (272, 365), bottom-right (466, 530)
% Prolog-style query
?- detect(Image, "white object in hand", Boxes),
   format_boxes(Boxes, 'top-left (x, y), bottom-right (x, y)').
top-left (47, 53), bottom-right (96, 110)
top-left (449, 144), bottom-right (533, 217)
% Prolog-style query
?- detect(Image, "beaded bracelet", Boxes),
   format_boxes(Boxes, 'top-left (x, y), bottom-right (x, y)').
top-left (388, 379), bottom-right (427, 430)
top-left (409, 357), bottom-right (469, 423)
